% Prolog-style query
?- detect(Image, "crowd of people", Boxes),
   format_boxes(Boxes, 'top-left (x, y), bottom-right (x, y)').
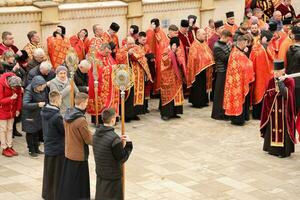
top-left (0, 0), bottom-right (299, 199)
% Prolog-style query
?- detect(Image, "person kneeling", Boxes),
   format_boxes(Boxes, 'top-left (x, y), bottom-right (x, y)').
top-left (93, 108), bottom-right (133, 200)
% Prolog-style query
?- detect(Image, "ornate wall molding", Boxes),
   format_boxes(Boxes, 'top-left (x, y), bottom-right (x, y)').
top-left (143, 0), bottom-right (201, 13)
top-left (59, 1), bottom-right (128, 20)
top-left (0, 6), bottom-right (41, 24)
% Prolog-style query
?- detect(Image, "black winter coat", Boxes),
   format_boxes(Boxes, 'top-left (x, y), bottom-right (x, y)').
top-left (26, 65), bottom-right (55, 87)
top-left (286, 44), bottom-right (300, 88)
top-left (41, 104), bottom-right (65, 156)
top-left (93, 125), bottom-right (133, 180)
top-left (74, 68), bottom-right (88, 93)
top-left (213, 40), bottom-right (232, 73)
top-left (22, 76), bottom-right (48, 133)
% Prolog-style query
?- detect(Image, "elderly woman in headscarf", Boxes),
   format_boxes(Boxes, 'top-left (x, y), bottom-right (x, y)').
top-left (49, 65), bottom-right (79, 115)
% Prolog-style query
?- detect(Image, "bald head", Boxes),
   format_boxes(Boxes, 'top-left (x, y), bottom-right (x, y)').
top-left (79, 59), bottom-right (91, 74)
top-left (93, 24), bottom-right (103, 37)
top-left (33, 48), bottom-right (45, 63)
top-left (196, 28), bottom-right (206, 42)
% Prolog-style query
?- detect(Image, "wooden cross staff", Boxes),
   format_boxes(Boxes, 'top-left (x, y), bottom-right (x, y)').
top-left (65, 48), bottom-right (79, 107)
top-left (113, 64), bottom-right (133, 200)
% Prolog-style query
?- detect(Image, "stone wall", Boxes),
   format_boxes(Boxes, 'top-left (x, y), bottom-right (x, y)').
top-left (1, 0), bottom-right (299, 52)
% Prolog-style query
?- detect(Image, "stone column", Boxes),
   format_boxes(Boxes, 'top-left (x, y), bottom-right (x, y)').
top-left (33, 1), bottom-right (60, 51)
top-left (122, 0), bottom-right (143, 32)
top-left (199, 0), bottom-right (215, 28)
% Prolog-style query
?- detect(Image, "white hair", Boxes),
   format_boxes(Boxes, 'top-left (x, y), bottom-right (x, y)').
top-left (79, 59), bottom-right (91, 68)
top-left (33, 48), bottom-right (45, 58)
top-left (39, 61), bottom-right (52, 72)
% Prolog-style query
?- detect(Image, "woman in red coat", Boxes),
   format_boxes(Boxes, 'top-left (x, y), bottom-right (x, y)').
top-left (0, 72), bottom-right (23, 157)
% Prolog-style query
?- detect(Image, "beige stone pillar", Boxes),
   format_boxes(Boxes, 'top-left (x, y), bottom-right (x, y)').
top-left (122, 0), bottom-right (143, 32)
top-left (33, 1), bottom-right (60, 51)
top-left (200, 0), bottom-right (215, 28)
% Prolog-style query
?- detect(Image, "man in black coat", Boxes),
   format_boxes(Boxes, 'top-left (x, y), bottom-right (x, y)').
top-left (22, 75), bottom-right (48, 157)
top-left (27, 48), bottom-right (46, 72)
top-left (211, 30), bottom-right (232, 120)
top-left (93, 108), bottom-right (133, 200)
top-left (286, 27), bottom-right (300, 118)
top-left (26, 60), bottom-right (55, 87)
top-left (74, 59), bottom-right (91, 93)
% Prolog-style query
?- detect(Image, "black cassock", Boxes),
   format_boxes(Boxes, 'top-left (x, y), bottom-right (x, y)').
top-left (211, 72), bottom-right (227, 120)
top-left (189, 70), bottom-right (209, 107)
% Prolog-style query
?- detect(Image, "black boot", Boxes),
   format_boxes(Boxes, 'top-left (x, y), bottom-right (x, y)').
top-left (26, 133), bottom-right (37, 157)
top-left (13, 121), bottom-right (22, 137)
top-left (33, 132), bottom-right (43, 154)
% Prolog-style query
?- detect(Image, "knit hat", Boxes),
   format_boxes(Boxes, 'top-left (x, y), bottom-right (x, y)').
top-left (56, 65), bottom-right (68, 74)
top-left (268, 22), bottom-right (277, 32)
top-left (7, 76), bottom-right (22, 88)
top-left (282, 18), bottom-right (292, 25)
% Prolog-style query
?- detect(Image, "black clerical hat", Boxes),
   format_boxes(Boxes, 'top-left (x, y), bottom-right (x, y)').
top-left (130, 25), bottom-right (139, 35)
top-left (110, 22), bottom-right (120, 32)
top-left (295, 34), bottom-right (300, 40)
top-left (226, 11), bottom-right (234, 18)
top-left (268, 22), bottom-right (277, 32)
top-left (57, 25), bottom-right (66, 35)
top-left (214, 20), bottom-right (224, 29)
top-left (283, 18), bottom-right (292, 25)
top-left (151, 18), bottom-right (160, 28)
top-left (181, 19), bottom-right (189, 28)
top-left (170, 37), bottom-right (180, 47)
top-left (274, 60), bottom-right (284, 71)
top-left (188, 15), bottom-right (197, 24)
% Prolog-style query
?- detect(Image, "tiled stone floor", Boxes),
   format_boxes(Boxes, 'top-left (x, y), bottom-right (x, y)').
top-left (0, 99), bottom-right (300, 200)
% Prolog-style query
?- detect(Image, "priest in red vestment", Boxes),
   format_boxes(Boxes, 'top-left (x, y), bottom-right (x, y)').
top-left (102, 22), bottom-right (120, 51)
top-left (146, 18), bottom-right (169, 92)
top-left (260, 60), bottom-right (297, 158)
top-left (224, 11), bottom-right (239, 35)
top-left (208, 20), bottom-right (224, 50)
top-left (187, 15), bottom-right (199, 43)
top-left (88, 24), bottom-right (103, 54)
top-left (136, 31), bottom-right (154, 113)
top-left (250, 36), bottom-right (273, 119)
top-left (47, 26), bottom-right (70, 69)
top-left (0, 31), bottom-right (19, 56)
top-left (267, 22), bottom-right (286, 61)
top-left (223, 35), bottom-right (254, 125)
top-left (116, 37), bottom-right (153, 122)
top-left (160, 37), bottom-right (185, 121)
top-left (204, 19), bottom-right (216, 42)
top-left (178, 19), bottom-right (193, 64)
top-left (87, 43), bottom-right (119, 124)
top-left (276, 0), bottom-right (296, 19)
top-left (186, 28), bottom-right (215, 108)
top-left (70, 29), bottom-right (89, 61)
top-left (121, 25), bottom-right (139, 46)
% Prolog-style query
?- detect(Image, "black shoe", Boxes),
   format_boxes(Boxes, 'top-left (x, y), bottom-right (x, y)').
top-left (132, 116), bottom-right (140, 121)
top-left (29, 152), bottom-right (38, 157)
top-left (125, 118), bottom-right (131, 123)
top-left (13, 131), bottom-right (22, 137)
top-left (36, 149), bottom-right (44, 154)
top-left (173, 115), bottom-right (181, 119)
top-left (145, 109), bottom-right (150, 113)
top-left (192, 104), bottom-right (209, 108)
top-left (161, 116), bottom-right (170, 121)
